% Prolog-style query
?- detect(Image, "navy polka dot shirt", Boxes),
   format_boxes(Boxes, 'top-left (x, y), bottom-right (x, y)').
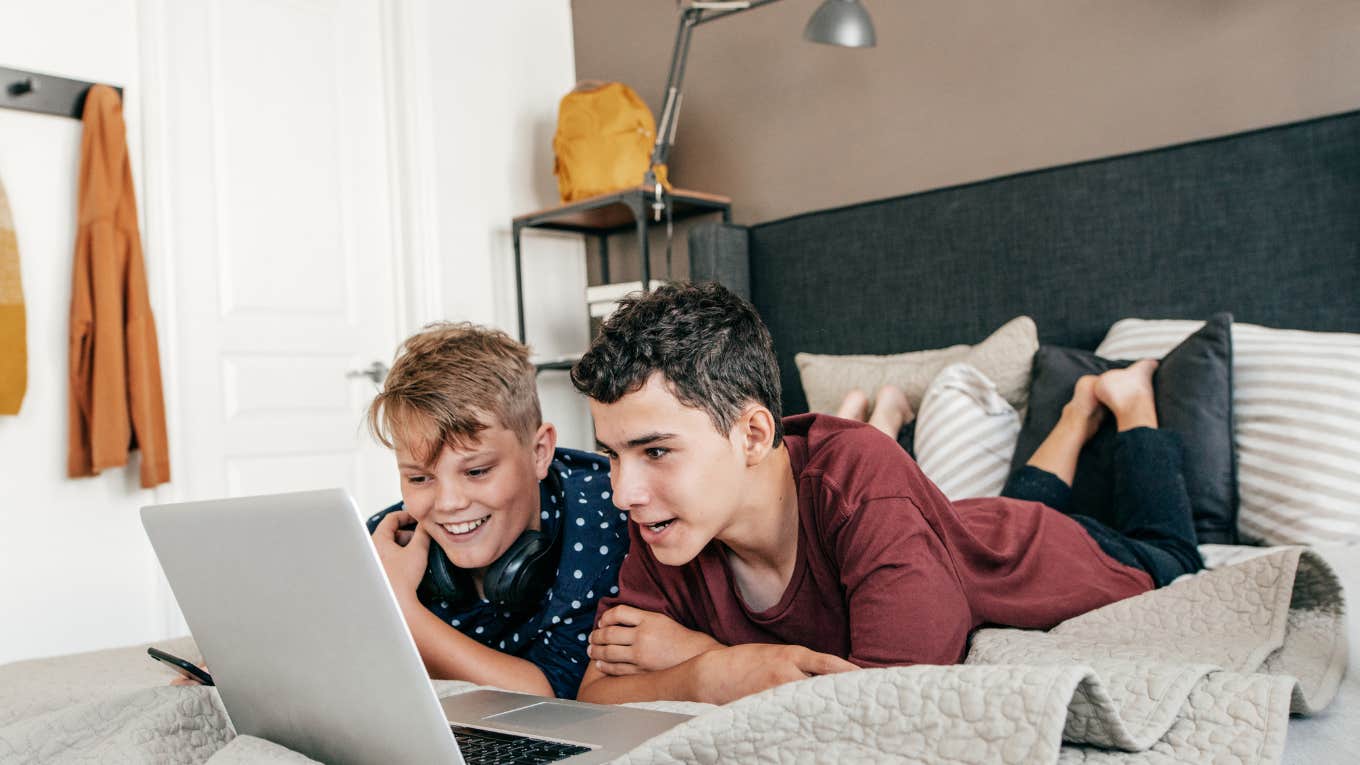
top-left (367, 448), bottom-right (625, 699)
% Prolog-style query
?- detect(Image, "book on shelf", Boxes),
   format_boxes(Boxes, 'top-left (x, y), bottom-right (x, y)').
top-left (586, 280), bottom-right (663, 319)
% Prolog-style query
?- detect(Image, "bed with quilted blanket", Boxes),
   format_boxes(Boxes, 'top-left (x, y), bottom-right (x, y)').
top-left (1, 544), bottom-right (1350, 764)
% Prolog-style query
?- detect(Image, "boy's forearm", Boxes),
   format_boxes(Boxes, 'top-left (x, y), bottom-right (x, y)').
top-left (402, 600), bottom-right (554, 696)
top-left (576, 655), bottom-right (704, 704)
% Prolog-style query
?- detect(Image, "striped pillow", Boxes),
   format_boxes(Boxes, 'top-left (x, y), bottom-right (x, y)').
top-left (914, 363), bottom-right (1021, 500)
top-left (1097, 319), bottom-right (1360, 546)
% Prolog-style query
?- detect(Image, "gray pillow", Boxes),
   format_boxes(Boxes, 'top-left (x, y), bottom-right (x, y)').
top-left (1011, 313), bottom-right (1237, 545)
top-left (795, 316), bottom-right (1038, 414)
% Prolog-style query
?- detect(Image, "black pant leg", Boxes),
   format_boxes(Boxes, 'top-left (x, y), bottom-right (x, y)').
top-left (1002, 430), bottom-right (1204, 587)
top-left (1000, 466), bottom-right (1073, 513)
top-left (1004, 464), bottom-right (1157, 574)
top-left (1102, 427), bottom-right (1204, 586)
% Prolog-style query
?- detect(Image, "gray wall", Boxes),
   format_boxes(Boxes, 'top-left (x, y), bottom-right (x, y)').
top-left (571, 0), bottom-right (1360, 230)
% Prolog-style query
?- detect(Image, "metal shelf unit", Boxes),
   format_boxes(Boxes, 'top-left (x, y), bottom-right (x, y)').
top-left (511, 186), bottom-right (732, 355)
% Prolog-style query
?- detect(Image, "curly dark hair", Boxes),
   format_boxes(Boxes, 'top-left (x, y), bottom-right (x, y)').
top-left (571, 281), bottom-right (783, 446)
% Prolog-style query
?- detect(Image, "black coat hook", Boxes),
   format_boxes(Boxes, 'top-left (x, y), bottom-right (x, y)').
top-left (7, 77), bottom-right (36, 96)
top-left (0, 67), bottom-right (119, 119)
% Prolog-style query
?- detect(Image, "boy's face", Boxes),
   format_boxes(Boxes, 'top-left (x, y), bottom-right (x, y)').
top-left (591, 373), bottom-right (753, 567)
top-left (396, 419), bottom-right (555, 573)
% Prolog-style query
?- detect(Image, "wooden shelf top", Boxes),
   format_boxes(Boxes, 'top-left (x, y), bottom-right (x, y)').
top-left (514, 186), bottom-right (732, 234)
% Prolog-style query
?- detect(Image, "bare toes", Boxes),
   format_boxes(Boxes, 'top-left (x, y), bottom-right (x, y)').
top-left (1069, 375), bottom-right (1101, 413)
top-left (1131, 358), bottom-right (1159, 377)
top-left (1094, 361), bottom-right (1157, 412)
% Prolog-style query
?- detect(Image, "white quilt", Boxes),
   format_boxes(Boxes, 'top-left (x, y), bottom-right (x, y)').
top-left (0, 546), bottom-right (1347, 764)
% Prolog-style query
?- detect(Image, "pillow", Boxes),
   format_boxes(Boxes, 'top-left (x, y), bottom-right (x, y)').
top-left (1098, 318), bottom-right (1360, 547)
top-left (914, 363), bottom-right (1021, 500)
top-left (1012, 313), bottom-right (1237, 545)
top-left (795, 316), bottom-right (1038, 415)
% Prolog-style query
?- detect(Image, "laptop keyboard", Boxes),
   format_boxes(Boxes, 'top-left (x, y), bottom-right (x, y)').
top-left (451, 725), bottom-right (593, 764)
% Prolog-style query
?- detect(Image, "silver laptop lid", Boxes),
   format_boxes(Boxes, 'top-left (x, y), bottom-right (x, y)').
top-left (142, 489), bottom-right (463, 765)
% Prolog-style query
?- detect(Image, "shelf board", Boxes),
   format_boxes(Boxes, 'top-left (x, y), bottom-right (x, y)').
top-left (532, 354), bottom-right (582, 372)
top-left (514, 186), bottom-right (731, 234)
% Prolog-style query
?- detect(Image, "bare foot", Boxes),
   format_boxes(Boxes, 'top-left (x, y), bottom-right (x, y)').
top-left (868, 384), bottom-right (913, 438)
top-left (1024, 375), bottom-right (1104, 486)
top-left (1094, 359), bottom-right (1159, 431)
top-left (836, 389), bottom-right (870, 421)
top-left (1065, 374), bottom-right (1106, 442)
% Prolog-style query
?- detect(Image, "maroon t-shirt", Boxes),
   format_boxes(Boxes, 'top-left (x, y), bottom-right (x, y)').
top-left (597, 413), bottom-right (1153, 667)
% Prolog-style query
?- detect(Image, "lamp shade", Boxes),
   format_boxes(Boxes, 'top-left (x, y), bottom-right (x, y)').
top-left (803, 0), bottom-right (876, 48)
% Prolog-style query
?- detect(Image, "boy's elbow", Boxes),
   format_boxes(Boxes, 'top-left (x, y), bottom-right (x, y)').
top-left (576, 661), bottom-right (700, 705)
top-left (498, 658), bottom-right (554, 698)
top-left (575, 674), bottom-right (609, 704)
top-left (526, 674), bottom-right (555, 698)
top-left (576, 664), bottom-right (638, 704)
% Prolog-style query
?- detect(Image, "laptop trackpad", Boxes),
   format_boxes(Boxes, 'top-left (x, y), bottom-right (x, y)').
top-left (484, 702), bottom-right (609, 730)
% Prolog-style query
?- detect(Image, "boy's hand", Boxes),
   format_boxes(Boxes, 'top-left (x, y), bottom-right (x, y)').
top-left (373, 510), bottom-right (431, 601)
top-left (168, 664), bottom-right (209, 686)
top-left (587, 605), bottom-right (723, 675)
top-left (691, 643), bottom-right (859, 705)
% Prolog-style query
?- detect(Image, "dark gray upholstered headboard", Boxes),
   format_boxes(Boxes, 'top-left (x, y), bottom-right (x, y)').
top-left (690, 110), bottom-right (1360, 415)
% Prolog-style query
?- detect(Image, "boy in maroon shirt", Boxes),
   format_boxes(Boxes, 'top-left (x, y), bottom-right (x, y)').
top-left (570, 283), bottom-right (1202, 705)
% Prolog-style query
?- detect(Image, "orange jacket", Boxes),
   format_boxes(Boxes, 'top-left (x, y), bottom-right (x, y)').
top-left (68, 85), bottom-right (170, 488)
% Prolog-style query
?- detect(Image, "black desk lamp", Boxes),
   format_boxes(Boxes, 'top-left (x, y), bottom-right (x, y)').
top-left (643, 0), bottom-right (877, 220)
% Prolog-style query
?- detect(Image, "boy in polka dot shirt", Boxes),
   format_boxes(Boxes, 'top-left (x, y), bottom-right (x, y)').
top-left (364, 322), bottom-right (631, 699)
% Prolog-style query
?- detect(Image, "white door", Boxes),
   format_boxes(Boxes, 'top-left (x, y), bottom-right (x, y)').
top-left (154, 0), bottom-right (400, 513)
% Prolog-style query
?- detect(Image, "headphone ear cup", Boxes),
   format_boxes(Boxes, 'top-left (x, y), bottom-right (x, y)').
top-left (483, 530), bottom-right (557, 609)
top-left (418, 541), bottom-right (466, 605)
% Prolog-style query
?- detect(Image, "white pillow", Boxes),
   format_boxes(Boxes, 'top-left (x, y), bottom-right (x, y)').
top-left (1098, 319), bottom-right (1360, 546)
top-left (795, 316), bottom-right (1038, 415)
top-left (914, 363), bottom-right (1021, 501)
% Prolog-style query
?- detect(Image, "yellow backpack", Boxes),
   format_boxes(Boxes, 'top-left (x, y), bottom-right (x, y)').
top-left (553, 81), bottom-right (670, 204)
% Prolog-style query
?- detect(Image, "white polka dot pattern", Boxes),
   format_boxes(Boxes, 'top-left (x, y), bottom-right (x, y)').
top-left (364, 448), bottom-right (627, 698)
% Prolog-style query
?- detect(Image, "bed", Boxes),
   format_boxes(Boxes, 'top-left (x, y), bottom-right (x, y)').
top-left (684, 107), bottom-right (1360, 762)
top-left (0, 542), bottom-right (1350, 763)
top-left (4, 111), bottom-right (1358, 763)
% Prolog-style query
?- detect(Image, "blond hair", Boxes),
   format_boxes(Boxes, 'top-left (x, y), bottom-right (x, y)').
top-left (368, 322), bottom-right (541, 464)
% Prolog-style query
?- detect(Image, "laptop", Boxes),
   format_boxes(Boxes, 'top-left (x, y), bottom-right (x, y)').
top-left (141, 489), bottom-right (691, 765)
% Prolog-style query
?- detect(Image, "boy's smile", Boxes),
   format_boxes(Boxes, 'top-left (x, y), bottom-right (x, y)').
top-left (396, 420), bottom-right (553, 581)
top-left (431, 511), bottom-right (493, 548)
top-left (442, 515), bottom-right (490, 536)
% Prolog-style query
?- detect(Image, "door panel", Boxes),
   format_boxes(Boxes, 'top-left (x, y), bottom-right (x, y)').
top-left (163, 0), bottom-right (398, 513)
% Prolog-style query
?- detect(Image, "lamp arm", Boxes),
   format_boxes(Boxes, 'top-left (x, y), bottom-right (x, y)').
top-left (691, 0), bottom-right (786, 26)
top-left (645, 0), bottom-right (786, 189)
top-left (650, 7), bottom-right (698, 176)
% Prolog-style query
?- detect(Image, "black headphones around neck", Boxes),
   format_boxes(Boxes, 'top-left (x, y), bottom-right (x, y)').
top-left (416, 469), bottom-right (563, 612)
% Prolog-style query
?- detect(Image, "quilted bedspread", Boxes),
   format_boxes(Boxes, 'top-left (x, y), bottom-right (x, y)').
top-left (0, 546), bottom-right (1346, 764)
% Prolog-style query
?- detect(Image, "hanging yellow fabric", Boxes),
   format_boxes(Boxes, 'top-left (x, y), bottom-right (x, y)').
top-left (553, 81), bottom-right (670, 203)
top-left (0, 175), bottom-right (25, 415)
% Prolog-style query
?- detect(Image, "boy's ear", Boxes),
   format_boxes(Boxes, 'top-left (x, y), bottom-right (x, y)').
top-left (532, 423), bottom-right (558, 480)
top-left (735, 404), bottom-right (777, 466)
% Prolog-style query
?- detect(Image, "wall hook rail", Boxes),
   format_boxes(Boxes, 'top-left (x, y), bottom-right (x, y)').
top-left (0, 66), bottom-right (122, 119)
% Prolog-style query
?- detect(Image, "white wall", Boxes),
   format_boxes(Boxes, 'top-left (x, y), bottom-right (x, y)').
top-left (0, 0), bottom-right (588, 664)
top-left (0, 0), bottom-right (168, 665)
top-left (410, 0), bottom-right (595, 451)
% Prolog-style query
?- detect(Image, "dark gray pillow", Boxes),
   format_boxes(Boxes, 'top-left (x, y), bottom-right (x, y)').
top-left (1011, 313), bottom-right (1237, 544)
